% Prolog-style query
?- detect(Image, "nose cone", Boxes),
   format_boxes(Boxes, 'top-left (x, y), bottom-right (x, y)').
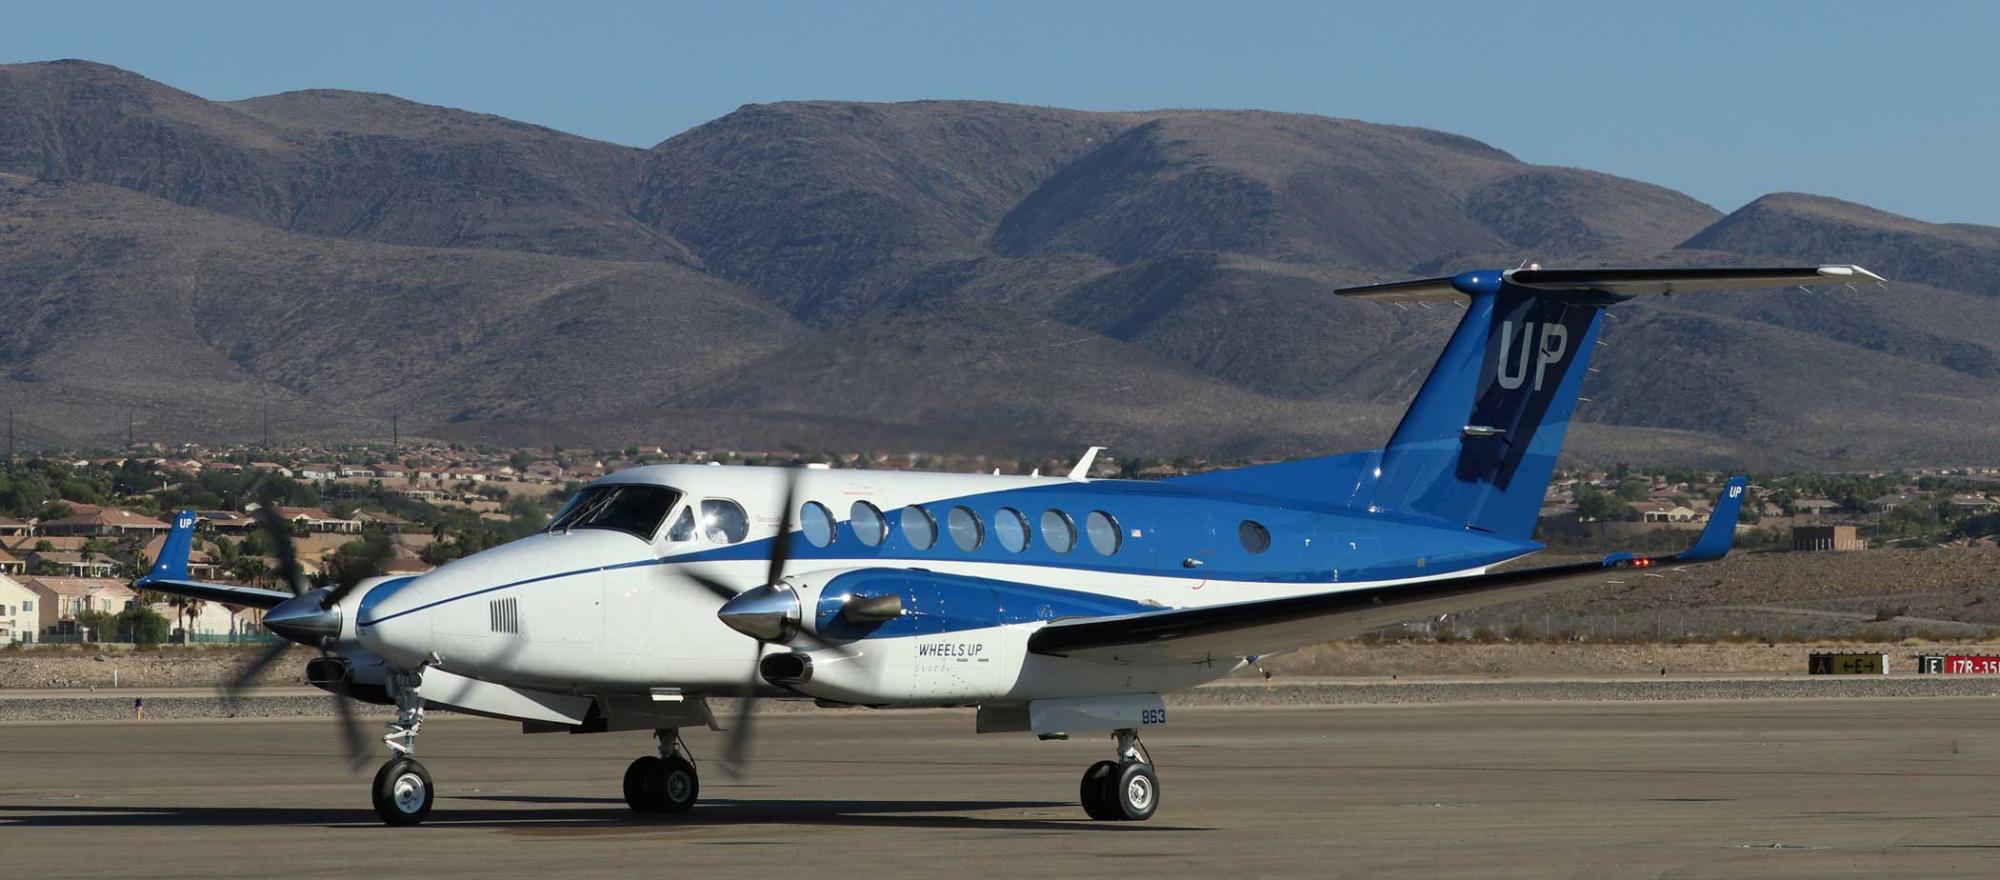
top-left (263, 590), bottom-right (342, 647)
top-left (718, 583), bottom-right (801, 642)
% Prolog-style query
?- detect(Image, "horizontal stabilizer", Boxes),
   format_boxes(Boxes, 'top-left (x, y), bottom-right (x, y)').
top-left (1336, 265), bottom-right (1882, 303)
top-left (132, 577), bottom-right (294, 610)
top-left (133, 508), bottom-right (293, 609)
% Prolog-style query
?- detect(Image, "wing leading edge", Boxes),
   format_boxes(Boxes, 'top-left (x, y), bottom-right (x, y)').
top-left (1027, 477), bottom-right (1748, 665)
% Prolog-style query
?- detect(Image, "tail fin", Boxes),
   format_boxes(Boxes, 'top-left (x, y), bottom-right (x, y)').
top-left (1357, 271), bottom-right (1607, 538)
top-left (148, 509), bottom-right (198, 582)
top-left (1341, 266), bottom-right (1876, 541)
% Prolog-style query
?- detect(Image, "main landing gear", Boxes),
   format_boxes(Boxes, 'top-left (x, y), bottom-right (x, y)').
top-left (622, 729), bottom-right (701, 814)
top-left (372, 670), bottom-right (435, 826)
top-left (1079, 728), bottom-right (1159, 821)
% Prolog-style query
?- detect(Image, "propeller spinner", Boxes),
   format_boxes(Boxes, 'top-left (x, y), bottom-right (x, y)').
top-left (220, 503), bottom-right (390, 769)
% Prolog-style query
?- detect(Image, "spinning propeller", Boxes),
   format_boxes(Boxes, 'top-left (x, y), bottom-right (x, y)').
top-left (223, 503), bottom-right (390, 770)
top-left (674, 466), bottom-right (833, 779)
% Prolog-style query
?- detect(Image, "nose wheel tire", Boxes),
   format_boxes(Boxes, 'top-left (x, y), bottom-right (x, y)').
top-left (623, 754), bottom-right (700, 814)
top-left (1112, 761), bottom-right (1159, 821)
top-left (623, 756), bottom-right (663, 813)
top-left (371, 757), bottom-right (434, 826)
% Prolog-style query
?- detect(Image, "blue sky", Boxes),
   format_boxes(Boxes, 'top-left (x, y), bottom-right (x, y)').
top-left (4, 1), bottom-right (1993, 224)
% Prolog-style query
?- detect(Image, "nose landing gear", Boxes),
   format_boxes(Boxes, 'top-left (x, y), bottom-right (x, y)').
top-left (622, 728), bottom-right (701, 815)
top-left (1079, 728), bottom-right (1159, 821)
top-left (371, 670), bottom-right (435, 826)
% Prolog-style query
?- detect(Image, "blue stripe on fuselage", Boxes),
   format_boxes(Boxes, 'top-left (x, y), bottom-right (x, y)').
top-left (357, 478), bottom-right (1538, 632)
top-left (672, 479), bottom-right (1536, 585)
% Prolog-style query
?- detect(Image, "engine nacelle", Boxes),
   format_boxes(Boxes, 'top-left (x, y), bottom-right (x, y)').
top-left (716, 567), bottom-right (1168, 705)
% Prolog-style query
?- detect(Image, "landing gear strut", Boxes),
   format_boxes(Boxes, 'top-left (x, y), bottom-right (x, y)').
top-left (372, 670), bottom-right (435, 826)
top-left (622, 729), bottom-right (700, 815)
top-left (1079, 728), bottom-right (1159, 821)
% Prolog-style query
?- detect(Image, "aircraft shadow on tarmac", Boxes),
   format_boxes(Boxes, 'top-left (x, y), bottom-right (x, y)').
top-left (0, 797), bottom-right (1210, 833)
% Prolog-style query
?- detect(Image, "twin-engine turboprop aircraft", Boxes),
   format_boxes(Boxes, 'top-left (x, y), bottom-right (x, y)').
top-left (136, 265), bottom-right (1875, 825)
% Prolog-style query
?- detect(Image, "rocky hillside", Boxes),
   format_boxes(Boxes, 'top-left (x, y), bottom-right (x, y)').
top-left (1, 59), bottom-right (1995, 466)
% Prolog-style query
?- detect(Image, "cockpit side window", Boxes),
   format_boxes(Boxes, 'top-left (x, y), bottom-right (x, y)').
top-left (546, 485), bottom-right (681, 541)
top-left (666, 507), bottom-right (697, 542)
top-left (701, 498), bottom-right (750, 544)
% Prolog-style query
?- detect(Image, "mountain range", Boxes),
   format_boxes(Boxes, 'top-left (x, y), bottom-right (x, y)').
top-left (1, 59), bottom-right (1995, 468)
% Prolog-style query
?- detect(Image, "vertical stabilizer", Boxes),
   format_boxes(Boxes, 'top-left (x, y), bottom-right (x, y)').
top-left (148, 509), bottom-right (198, 582)
top-left (1364, 272), bottom-right (1607, 539)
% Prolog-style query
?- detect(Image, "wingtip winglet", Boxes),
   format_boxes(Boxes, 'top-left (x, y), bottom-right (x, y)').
top-left (1678, 476), bottom-right (1748, 563)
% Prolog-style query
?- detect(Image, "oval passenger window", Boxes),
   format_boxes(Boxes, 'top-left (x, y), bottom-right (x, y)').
top-left (900, 506), bottom-right (937, 550)
top-left (1085, 510), bottom-right (1121, 555)
top-left (850, 501), bottom-right (886, 547)
top-left (1041, 510), bottom-right (1076, 554)
top-left (800, 501), bottom-right (836, 548)
top-left (947, 505), bottom-right (983, 551)
top-left (994, 507), bottom-right (1030, 553)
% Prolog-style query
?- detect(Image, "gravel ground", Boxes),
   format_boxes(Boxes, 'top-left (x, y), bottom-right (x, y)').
top-left (8, 676), bottom-right (2000, 723)
top-left (0, 645), bottom-right (310, 690)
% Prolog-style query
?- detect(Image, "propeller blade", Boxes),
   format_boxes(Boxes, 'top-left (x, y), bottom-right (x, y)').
top-left (720, 641), bottom-right (763, 779)
top-left (325, 666), bottom-right (370, 771)
top-left (219, 639), bottom-right (292, 710)
top-left (764, 465), bottom-right (803, 589)
top-left (255, 507), bottom-right (308, 598)
top-left (683, 571), bottom-right (740, 601)
top-left (321, 531), bottom-right (392, 609)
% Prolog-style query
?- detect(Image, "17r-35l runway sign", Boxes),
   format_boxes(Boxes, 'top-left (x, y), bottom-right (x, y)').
top-left (1914, 655), bottom-right (2000, 674)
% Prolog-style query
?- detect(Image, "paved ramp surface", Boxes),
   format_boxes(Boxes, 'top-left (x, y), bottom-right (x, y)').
top-left (4, 700), bottom-right (1999, 878)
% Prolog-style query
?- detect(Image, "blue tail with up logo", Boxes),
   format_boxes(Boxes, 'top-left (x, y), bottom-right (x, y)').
top-left (1362, 270), bottom-right (1610, 540)
top-left (147, 509), bottom-right (199, 581)
top-left (1173, 265), bottom-right (1880, 543)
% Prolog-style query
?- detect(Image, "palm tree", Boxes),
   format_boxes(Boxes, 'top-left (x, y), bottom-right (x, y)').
top-left (184, 598), bottom-right (206, 642)
top-left (169, 594), bottom-right (188, 640)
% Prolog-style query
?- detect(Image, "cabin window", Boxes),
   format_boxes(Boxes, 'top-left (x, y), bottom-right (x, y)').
top-left (850, 501), bottom-right (887, 547)
top-left (900, 506), bottom-right (937, 550)
top-left (1041, 509), bottom-right (1077, 554)
top-left (947, 505), bottom-right (983, 551)
top-left (665, 507), bottom-right (696, 542)
top-left (1085, 510), bottom-right (1122, 555)
top-left (546, 484), bottom-right (681, 541)
top-left (1239, 520), bottom-right (1271, 554)
top-left (700, 498), bottom-right (749, 544)
top-left (800, 501), bottom-right (836, 548)
top-left (994, 507), bottom-right (1030, 553)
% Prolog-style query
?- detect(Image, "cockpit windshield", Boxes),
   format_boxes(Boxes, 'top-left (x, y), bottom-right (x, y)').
top-left (546, 484), bottom-right (682, 540)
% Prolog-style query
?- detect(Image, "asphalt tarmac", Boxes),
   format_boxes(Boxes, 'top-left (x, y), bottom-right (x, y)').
top-left (5, 699), bottom-right (2000, 879)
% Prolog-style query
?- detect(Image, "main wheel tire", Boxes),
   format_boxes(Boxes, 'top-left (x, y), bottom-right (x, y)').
top-left (372, 757), bottom-right (435, 826)
top-left (623, 756), bottom-right (664, 813)
top-left (1111, 761), bottom-right (1160, 821)
top-left (1080, 760), bottom-right (1119, 820)
top-left (658, 754), bottom-right (699, 813)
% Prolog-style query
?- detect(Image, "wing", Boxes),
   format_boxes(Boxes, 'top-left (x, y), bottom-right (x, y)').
top-left (1027, 477), bottom-right (1748, 665)
top-left (1334, 265), bottom-right (1882, 303)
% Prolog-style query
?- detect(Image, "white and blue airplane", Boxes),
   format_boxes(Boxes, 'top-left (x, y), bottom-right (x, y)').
top-left (136, 264), bottom-right (1876, 826)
